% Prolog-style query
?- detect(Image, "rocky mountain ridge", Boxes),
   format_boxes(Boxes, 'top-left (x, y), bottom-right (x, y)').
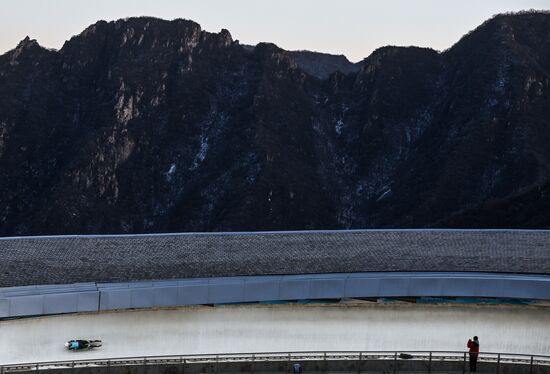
top-left (0, 11), bottom-right (549, 235)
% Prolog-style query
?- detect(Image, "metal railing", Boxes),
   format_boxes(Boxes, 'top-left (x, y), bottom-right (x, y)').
top-left (2, 350), bottom-right (550, 373)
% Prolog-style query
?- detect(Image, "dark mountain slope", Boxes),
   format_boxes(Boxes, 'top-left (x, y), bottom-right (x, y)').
top-left (0, 12), bottom-right (549, 235)
top-left (435, 182), bottom-right (550, 228)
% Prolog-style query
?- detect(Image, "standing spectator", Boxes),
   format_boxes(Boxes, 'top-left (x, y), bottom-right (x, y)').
top-left (467, 336), bottom-right (480, 372)
top-left (292, 363), bottom-right (302, 374)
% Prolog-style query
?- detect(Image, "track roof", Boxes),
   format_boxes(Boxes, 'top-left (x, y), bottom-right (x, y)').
top-left (1, 229), bottom-right (550, 287)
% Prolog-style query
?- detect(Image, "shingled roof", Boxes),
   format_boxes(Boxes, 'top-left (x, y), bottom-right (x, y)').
top-left (1, 229), bottom-right (550, 287)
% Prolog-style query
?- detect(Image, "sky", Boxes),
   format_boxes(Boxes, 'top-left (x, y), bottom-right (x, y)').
top-left (1, 0), bottom-right (549, 62)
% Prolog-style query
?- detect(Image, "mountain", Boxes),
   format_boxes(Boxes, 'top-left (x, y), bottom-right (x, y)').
top-left (434, 182), bottom-right (550, 229)
top-left (286, 50), bottom-right (359, 79)
top-left (242, 46), bottom-right (360, 79)
top-left (0, 11), bottom-right (549, 236)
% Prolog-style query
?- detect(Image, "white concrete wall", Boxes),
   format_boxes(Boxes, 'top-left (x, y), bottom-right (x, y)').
top-left (1, 302), bottom-right (549, 365)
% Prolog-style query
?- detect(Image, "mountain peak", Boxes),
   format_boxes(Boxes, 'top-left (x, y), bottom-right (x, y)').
top-left (6, 36), bottom-right (46, 65)
top-left (219, 28), bottom-right (233, 46)
top-left (16, 36), bottom-right (40, 50)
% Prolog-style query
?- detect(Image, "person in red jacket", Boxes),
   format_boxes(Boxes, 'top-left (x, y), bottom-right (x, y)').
top-left (467, 336), bottom-right (480, 372)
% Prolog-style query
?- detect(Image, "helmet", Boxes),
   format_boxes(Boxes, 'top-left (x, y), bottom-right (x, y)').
top-left (64, 342), bottom-right (70, 347)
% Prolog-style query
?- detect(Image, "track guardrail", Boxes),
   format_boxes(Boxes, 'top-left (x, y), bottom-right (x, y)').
top-left (2, 350), bottom-right (550, 373)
